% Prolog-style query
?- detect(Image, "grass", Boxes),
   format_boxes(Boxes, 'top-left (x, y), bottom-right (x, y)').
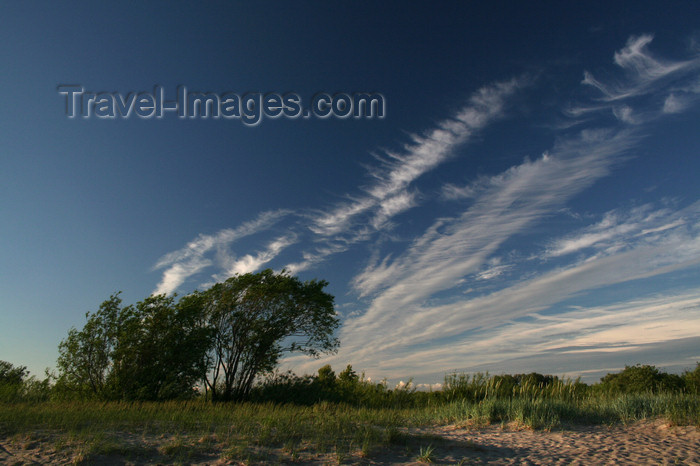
top-left (0, 400), bottom-right (422, 463)
top-left (416, 443), bottom-right (435, 463)
top-left (0, 392), bottom-right (698, 463)
top-left (432, 392), bottom-right (700, 429)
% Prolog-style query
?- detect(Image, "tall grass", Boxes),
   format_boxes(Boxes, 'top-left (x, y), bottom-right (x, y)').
top-left (429, 392), bottom-right (700, 429)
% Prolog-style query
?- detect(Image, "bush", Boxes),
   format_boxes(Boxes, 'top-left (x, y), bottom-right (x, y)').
top-left (683, 363), bottom-right (700, 394)
top-left (0, 360), bottom-right (28, 385)
top-left (249, 365), bottom-right (429, 408)
top-left (0, 361), bottom-right (54, 403)
top-left (599, 365), bottom-right (684, 394)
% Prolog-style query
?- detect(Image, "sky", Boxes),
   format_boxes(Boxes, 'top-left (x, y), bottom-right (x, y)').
top-left (1, 1), bottom-right (699, 385)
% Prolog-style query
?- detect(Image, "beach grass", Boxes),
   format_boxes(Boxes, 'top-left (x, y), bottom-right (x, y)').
top-left (1, 391), bottom-right (698, 464)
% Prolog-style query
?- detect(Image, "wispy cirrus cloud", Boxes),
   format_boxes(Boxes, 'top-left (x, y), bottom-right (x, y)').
top-left (582, 34), bottom-right (700, 102)
top-left (153, 77), bottom-right (530, 286)
top-left (152, 209), bottom-right (291, 295)
top-left (544, 203), bottom-right (689, 259)
top-left (365, 291), bottom-right (700, 380)
top-left (296, 35), bottom-right (700, 380)
top-left (311, 200), bottom-right (700, 378)
top-left (662, 92), bottom-right (696, 113)
top-left (475, 257), bottom-right (513, 281)
top-left (345, 129), bottom-right (638, 350)
top-left (352, 128), bottom-right (637, 299)
top-left (215, 234), bottom-right (298, 279)
top-left (309, 77), bottom-right (527, 239)
top-left (154, 34), bottom-right (700, 385)
top-left (286, 78), bottom-right (529, 273)
top-left (573, 34), bottom-right (700, 125)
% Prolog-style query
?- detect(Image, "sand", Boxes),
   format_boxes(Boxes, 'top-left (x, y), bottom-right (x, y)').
top-left (391, 420), bottom-right (700, 465)
top-left (1, 419), bottom-right (698, 464)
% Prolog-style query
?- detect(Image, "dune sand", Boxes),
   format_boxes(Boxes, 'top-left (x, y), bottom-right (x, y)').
top-left (385, 420), bottom-right (700, 465)
top-left (1, 419), bottom-right (698, 464)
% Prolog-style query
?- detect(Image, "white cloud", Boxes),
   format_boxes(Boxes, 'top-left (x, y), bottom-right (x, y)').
top-left (309, 77), bottom-right (526, 238)
top-left (441, 182), bottom-right (478, 200)
top-left (544, 204), bottom-right (688, 258)
top-left (612, 105), bottom-right (638, 124)
top-left (278, 78), bottom-right (530, 273)
top-left (219, 234), bottom-right (297, 278)
top-left (409, 292), bottom-right (700, 379)
top-left (152, 209), bottom-right (290, 295)
top-left (663, 93), bottom-right (690, 113)
top-left (153, 260), bottom-right (212, 297)
top-left (446, 291), bottom-right (700, 367)
top-left (312, 227), bottom-right (700, 379)
top-left (583, 34), bottom-right (699, 102)
top-left (307, 137), bottom-right (700, 381)
top-left (371, 190), bottom-right (418, 230)
top-left (476, 257), bottom-right (512, 281)
top-left (613, 35), bottom-right (682, 79)
top-left (575, 34), bottom-right (700, 126)
top-left (308, 197), bottom-right (375, 237)
top-left (352, 128), bottom-right (636, 300)
top-left (153, 34), bottom-right (700, 384)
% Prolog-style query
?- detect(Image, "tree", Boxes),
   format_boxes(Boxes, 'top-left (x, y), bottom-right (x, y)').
top-left (201, 269), bottom-right (339, 401)
top-left (338, 364), bottom-right (358, 384)
top-left (57, 292), bottom-right (211, 400)
top-left (57, 293), bottom-right (121, 397)
top-left (57, 269), bottom-right (338, 402)
top-left (0, 360), bottom-right (28, 385)
top-left (317, 364), bottom-right (336, 385)
top-left (109, 293), bottom-right (212, 400)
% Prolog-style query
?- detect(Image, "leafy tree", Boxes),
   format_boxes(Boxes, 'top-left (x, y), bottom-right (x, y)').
top-left (57, 269), bottom-right (338, 402)
top-left (57, 292), bottom-right (211, 400)
top-left (0, 360), bottom-right (29, 402)
top-left (317, 364), bottom-right (336, 385)
top-left (0, 360), bottom-right (28, 385)
top-left (201, 269), bottom-right (339, 401)
top-left (57, 293), bottom-right (121, 397)
top-left (338, 364), bottom-right (358, 384)
top-left (109, 293), bottom-right (211, 400)
top-left (314, 364), bottom-right (339, 401)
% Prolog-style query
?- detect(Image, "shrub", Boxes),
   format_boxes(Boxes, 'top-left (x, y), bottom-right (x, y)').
top-left (683, 363), bottom-right (700, 394)
top-left (599, 365), bottom-right (684, 394)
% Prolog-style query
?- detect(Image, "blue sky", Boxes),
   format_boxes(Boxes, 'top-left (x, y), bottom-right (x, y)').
top-left (1, 2), bottom-right (699, 384)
